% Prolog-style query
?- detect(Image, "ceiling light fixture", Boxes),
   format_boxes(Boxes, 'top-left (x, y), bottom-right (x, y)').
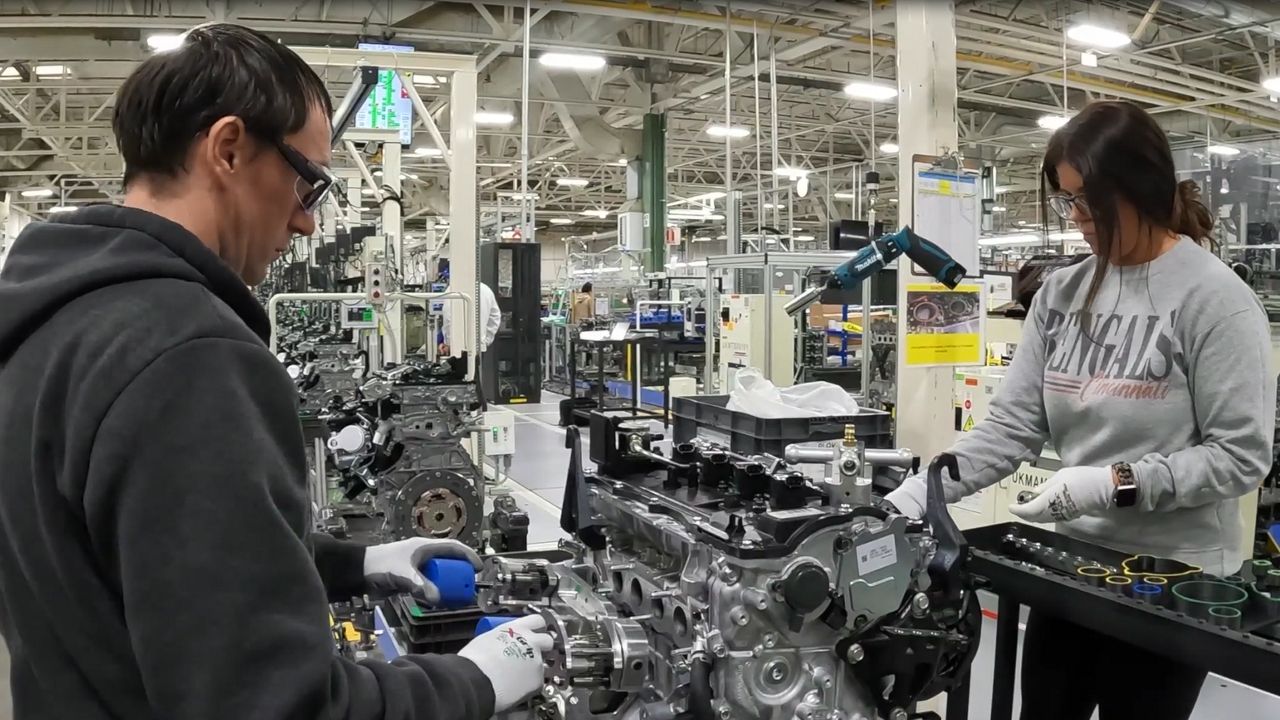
top-left (773, 166), bottom-right (810, 180)
top-left (843, 80), bottom-right (897, 101)
top-left (679, 191), bottom-right (726, 204)
top-left (1066, 23), bottom-right (1131, 49)
top-left (33, 64), bottom-right (68, 77)
top-left (794, 234), bottom-right (816, 241)
top-left (978, 233), bottom-right (1042, 247)
top-left (879, 142), bottom-right (900, 154)
top-left (361, 188), bottom-right (376, 196)
top-left (0, 67), bottom-right (19, 79)
top-left (20, 188), bottom-right (53, 198)
top-left (146, 33), bottom-right (185, 52)
top-left (550, 218), bottom-right (575, 225)
top-left (616, 158), bottom-right (629, 165)
top-left (556, 177), bottom-right (590, 188)
top-left (1049, 230), bottom-right (1084, 241)
top-left (992, 205), bottom-right (1008, 212)
top-left (413, 74), bottom-right (439, 86)
top-left (501, 191), bottom-right (540, 201)
top-left (1207, 144), bottom-right (1240, 156)
top-left (474, 110), bottom-right (515, 126)
top-left (833, 191), bottom-right (857, 200)
top-left (1264, 76), bottom-right (1280, 94)
top-left (706, 124), bottom-right (750, 139)
top-left (538, 52), bottom-right (606, 71)
top-left (1037, 114), bottom-right (1072, 130)
top-left (413, 147), bottom-right (444, 157)
top-left (48, 205), bottom-right (75, 213)
top-left (581, 209), bottom-right (610, 219)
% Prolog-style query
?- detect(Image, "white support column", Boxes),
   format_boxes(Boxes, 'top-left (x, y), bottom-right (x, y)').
top-left (383, 140), bottom-right (406, 363)
top-left (894, 0), bottom-right (959, 465)
top-left (449, 62), bottom-right (480, 374)
top-left (345, 172), bottom-right (362, 227)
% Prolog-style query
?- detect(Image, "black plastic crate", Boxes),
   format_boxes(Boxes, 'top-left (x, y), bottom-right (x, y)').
top-left (671, 394), bottom-right (892, 455)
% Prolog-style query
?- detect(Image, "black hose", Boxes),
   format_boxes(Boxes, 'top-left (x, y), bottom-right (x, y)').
top-left (686, 655), bottom-right (715, 720)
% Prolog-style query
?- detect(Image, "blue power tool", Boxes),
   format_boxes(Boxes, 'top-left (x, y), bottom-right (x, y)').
top-left (783, 225), bottom-right (967, 316)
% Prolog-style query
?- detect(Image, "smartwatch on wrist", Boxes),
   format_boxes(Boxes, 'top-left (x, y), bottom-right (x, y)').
top-left (1111, 462), bottom-right (1138, 508)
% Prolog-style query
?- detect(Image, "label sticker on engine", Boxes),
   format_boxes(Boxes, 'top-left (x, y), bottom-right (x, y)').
top-left (766, 508), bottom-right (825, 520)
top-left (856, 535), bottom-right (898, 575)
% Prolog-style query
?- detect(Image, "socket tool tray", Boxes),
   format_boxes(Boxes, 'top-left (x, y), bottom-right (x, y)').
top-left (964, 523), bottom-right (1280, 697)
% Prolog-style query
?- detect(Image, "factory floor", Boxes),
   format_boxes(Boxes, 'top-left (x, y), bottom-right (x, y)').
top-left (0, 393), bottom-right (1273, 719)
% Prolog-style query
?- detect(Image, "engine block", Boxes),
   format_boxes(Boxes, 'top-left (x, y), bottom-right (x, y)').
top-left (478, 412), bottom-right (980, 720)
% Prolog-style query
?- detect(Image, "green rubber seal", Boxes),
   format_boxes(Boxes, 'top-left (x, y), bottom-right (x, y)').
top-left (1171, 581), bottom-right (1248, 606)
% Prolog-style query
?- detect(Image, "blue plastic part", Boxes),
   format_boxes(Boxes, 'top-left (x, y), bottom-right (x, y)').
top-left (474, 615), bottom-right (520, 636)
top-left (1132, 583), bottom-right (1163, 598)
top-left (423, 558), bottom-right (477, 608)
top-left (1267, 523), bottom-right (1280, 556)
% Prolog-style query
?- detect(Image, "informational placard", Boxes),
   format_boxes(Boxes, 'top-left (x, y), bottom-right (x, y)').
top-left (903, 281), bottom-right (986, 367)
top-left (356, 42), bottom-right (414, 146)
top-left (911, 161), bottom-right (980, 280)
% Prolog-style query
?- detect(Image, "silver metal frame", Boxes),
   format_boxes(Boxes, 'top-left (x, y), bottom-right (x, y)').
top-left (702, 251), bottom-right (861, 392)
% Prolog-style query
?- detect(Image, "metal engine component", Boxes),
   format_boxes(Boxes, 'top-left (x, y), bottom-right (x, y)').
top-left (478, 412), bottom-right (980, 720)
top-left (315, 370), bottom-right (487, 545)
top-left (382, 467), bottom-right (483, 546)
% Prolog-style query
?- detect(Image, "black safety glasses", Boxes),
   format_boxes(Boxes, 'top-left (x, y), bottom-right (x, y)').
top-left (276, 141), bottom-right (337, 214)
top-left (1047, 192), bottom-right (1091, 220)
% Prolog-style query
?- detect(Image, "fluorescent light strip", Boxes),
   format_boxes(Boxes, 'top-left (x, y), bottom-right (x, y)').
top-left (843, 81), bottom-right (897, 101)
top-left (539, 52), bottom-right (606, 71)
top-left (706, 124), bottom-right (750, 139)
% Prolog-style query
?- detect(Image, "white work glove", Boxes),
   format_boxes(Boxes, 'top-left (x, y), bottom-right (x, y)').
top-left (362, 537), bottom-right (482, 604)
top-left (1009, 466), bottom-right (1114, 523)
top-left (458, 614), bottom-right (554, 712)
top-left (883, 474), bottom-right (928, 520)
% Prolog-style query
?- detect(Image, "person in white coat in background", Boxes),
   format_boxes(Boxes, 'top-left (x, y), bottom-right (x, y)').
top-left (439, 281), bottom-right (502, 353)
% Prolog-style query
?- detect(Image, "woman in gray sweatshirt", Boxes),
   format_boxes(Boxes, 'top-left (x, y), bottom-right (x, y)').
top-left (886, 100), bottom-right (1275, 720)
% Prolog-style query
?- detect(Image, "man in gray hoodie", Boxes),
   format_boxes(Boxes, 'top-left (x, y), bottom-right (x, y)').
top-left (0, 23), bottom-right (549, 720)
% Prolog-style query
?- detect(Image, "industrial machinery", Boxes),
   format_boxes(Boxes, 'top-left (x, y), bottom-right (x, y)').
top-left (476, 410), bottom-right (980, 720)
top-left (720, 293), bottom-right (796, 388)
top-left (784, 226), bottom-right (966, 317)
top-left (483, 241), bottom-right (542, 404)
top-left (316, 357), bottom-right (493, 547)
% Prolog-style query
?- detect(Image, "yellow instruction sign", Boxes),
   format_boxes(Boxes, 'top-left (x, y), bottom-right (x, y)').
top-left (904, 282), bottom-right (986, 367)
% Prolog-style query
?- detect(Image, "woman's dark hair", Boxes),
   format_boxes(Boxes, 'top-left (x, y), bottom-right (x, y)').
top-left (581, 282), bottom-right (593, 293)
top-left (1042, 100), bottom-right (1213, 319)
top-left (112, 23), bottom-right (333, 187)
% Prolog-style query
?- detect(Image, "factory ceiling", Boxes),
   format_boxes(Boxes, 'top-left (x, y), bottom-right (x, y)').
top-left (0, 0), bottom-right (1278, 244)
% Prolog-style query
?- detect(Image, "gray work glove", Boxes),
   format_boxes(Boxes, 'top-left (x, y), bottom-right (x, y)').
top-left (362, 537), bottom-right (482, 604)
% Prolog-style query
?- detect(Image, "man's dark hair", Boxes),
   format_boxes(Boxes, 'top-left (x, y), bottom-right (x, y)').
top-left (112, 23), bottom-right (332, 187)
